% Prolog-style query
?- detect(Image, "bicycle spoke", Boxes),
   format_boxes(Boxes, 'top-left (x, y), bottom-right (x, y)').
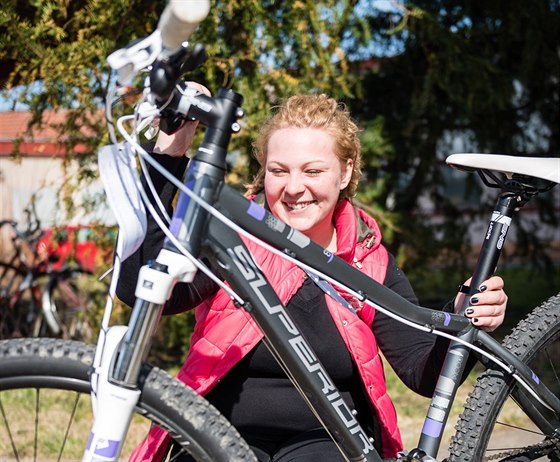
top-left (57, 391), bottom-right (81, 462)
top-left (0, 394), bottom-right (20, 462)
top-left (170, 448), bottom-right (187, 461)
top-left (545, 347), bottom-right (559, 387)
top-left (486, 444), bottom-right (535, 452)
top-left (34, 389), bottom-right (39, 462)
top-left (493, 420), bottom-right (545, 436)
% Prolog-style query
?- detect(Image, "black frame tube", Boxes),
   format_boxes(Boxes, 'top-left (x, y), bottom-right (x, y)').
top-left (203, 215), bottom-right (382, 462)
top-left (415, 193), bottom-right (517, 456)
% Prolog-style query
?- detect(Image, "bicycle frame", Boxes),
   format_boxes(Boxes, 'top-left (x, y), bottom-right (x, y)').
top-left (85, 82), bottom-right (560, 462)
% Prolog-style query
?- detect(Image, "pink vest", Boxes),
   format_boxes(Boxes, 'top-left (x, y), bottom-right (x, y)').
top-left (129, 200), bottom-right (403, 460)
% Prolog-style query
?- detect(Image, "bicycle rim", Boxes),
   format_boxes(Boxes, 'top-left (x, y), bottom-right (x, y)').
top-left (0, 338), bottom-right (257, 462)
top-left (42, 273), bottom-right (102, 340)
top-left (1, 291), bottom-right (39, 340)
top-left (449, 294), bottom-right (560, 461)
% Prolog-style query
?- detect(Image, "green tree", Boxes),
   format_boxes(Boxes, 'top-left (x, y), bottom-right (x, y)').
top-left (0, 0), bottom-right (360, 192)
top-left (0, 0), bottom-right (363, 350)
top-left (1, 0), bottom-right (558, 331)
top-left (346, 0), bottom-right (559, 302)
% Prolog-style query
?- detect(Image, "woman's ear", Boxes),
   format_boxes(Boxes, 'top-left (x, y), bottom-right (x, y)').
top-left (340, 159), bottom-right (353, 190)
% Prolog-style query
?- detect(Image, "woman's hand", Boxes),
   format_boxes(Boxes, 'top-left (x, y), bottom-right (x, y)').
top-left (454, 276), bottom-right (508, 332)
top-left (153, 81), bottom-right (211, 157)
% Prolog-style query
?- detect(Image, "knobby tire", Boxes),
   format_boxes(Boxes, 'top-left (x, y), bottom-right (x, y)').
top-left (0, 337), bottom-right (257, 462)
top-left (449, 294), bottom-right (560, 461)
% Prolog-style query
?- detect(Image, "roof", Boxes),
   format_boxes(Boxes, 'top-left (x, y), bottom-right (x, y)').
top-left (0, 110), bottom-right (98, 157)
top-left (0, 111), bottom-right (62, 140)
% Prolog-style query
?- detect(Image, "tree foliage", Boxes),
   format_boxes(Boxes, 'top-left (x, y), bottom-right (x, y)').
top-left (0, 1), bottom-right (359, 147)
top-left (1, 0), bottom-right (558, 305)
top-left (347, 0), bottom-right (559, 294)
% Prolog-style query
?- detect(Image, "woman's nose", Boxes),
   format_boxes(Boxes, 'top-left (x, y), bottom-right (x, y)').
top-left (284, 172), bottom-right (304, 195)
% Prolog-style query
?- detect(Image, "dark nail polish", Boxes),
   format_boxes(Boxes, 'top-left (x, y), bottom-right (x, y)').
top-left (479, 285), bottom-right (487, 292)
top-left (471, 296), bottom-right (479, 304)
top-left (472, 318), bottom-right (479, 324)
top-left (465, 308), bottom-right (474, 315)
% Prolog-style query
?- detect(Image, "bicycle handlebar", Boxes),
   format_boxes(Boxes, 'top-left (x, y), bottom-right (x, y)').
top-left (23, 203), bottom-right (41, 238)
top-left (157, 0), bottom-right (210, 51)
top-left (0, 208), bottom-right (41, 243)
top-left (0, 220), bottom-right (17, 228)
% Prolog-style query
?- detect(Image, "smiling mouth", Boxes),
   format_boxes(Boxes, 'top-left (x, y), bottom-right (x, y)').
top-left (284, 201), bottom-right (315, 210)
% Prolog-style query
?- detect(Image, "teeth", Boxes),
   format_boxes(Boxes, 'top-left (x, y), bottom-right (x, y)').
top-left (285, 201), bottom-right (313, 210)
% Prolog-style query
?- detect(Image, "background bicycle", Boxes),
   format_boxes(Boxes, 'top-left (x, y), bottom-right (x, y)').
top-left (0, 203), bottom-right (110, 340)
top-left (0, 204), bottom-right (42, 337)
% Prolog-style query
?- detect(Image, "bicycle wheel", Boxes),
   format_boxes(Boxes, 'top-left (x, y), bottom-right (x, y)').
top-left (0, 263), bottom-right (40, 339)
top-left (0, 261), bottom-right (23, 338)
top-left (449, 294), bottom-right (560, 461)
top-left (39, 271), bottom-right (101, 340)
top-left (0, 337), bottom-right (257, 462)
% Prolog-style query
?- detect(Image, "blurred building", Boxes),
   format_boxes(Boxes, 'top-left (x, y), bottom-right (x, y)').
top-left (0, 110), bottom-right (112, 253)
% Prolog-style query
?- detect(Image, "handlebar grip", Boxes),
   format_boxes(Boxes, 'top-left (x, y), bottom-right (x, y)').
top-left (157, 0), bottom-right (210, 51)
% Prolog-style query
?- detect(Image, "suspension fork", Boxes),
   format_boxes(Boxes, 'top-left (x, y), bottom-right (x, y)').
top-left (82, 259), bottom-right (170, 462)
top-left (83, 115), bottom-right (231, 460)
top-left (84, 245), bottom-right (201, 461)
top-left (414, 192), bottom-right (520, 459)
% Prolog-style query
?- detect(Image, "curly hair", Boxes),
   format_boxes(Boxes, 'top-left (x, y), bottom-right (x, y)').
top-left (246, 93), bottom-right (362, 200)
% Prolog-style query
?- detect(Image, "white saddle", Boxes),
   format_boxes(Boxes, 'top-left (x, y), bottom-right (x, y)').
top-left (446, 153), bottom-right (560, 184)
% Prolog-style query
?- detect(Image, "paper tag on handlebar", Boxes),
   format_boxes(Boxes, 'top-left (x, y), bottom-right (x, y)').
top-left (98, 144), bottom-right (147, 263)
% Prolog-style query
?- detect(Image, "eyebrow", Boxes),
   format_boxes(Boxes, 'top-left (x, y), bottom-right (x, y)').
top-left (266, 159), bottom-right (330, 168)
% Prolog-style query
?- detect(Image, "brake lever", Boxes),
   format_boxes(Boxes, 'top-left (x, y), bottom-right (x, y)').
top-left (158, 81), bottom-right (199, 135)
top-left (150, 43), bottom-right (207, 103)
top-left (180, 43), bottom-right (207, 74)
top-left (153, 43), bottom-right (208, 135)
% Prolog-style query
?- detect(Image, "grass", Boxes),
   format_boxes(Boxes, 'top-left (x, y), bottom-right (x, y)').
top-left (0, 388), bottom-right (151, 461)
top-left (0, 368), bottom-right (475, 460)
top-left (0, 358), bottom-right (544, 461)
top-left (2, 264), bottom-right (555, 459)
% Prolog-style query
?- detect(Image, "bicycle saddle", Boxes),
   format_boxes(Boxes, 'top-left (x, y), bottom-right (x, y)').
top-left (446, 153), bottom-right (560, 184)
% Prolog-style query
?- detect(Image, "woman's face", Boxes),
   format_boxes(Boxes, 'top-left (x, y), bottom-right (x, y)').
top-left (264, 127), bottom-right (353, 249)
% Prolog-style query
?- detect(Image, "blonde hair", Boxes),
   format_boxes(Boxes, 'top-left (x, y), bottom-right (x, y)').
top-left (246, 93), bottom-right (362, 199)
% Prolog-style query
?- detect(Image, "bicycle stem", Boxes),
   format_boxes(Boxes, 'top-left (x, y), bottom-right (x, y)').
top-left (415, 190), bottom-right (520, 458)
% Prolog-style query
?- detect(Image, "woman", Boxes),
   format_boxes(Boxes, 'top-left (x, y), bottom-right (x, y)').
top-left (118, 90), bottom-right (507, 461)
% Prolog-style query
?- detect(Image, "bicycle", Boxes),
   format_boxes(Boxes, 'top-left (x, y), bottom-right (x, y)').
top-left (0, 205), bottom-right (101, 340)
top-left (0, 204), bottom-right (43, 337)
top-left (0, 1), bottom-right (558, 461)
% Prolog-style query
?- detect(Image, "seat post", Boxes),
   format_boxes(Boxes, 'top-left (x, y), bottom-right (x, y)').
top-left (417, 188), bottom-right (520, 458)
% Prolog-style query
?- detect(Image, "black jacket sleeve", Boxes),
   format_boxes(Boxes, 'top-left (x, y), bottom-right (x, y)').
top-left (375, 254), bottom-right (470, 397)
top-left (115, 150), bottom-right (218, 312)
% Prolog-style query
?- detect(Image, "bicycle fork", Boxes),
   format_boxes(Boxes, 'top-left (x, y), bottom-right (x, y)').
top-left (83, 252), bottom-right (194, 462)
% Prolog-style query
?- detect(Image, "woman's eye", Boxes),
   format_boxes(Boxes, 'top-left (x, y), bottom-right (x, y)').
top-left (306, 170), bottom-right (321, 176)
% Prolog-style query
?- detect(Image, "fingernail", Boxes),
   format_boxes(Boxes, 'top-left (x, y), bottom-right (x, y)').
top-left (479, 285), bottom-right (487, 292)
top-left (470, 296), bottom-right (479, 304)
top-left (472, 318), bottom-right (479, 324)
top-left (465, 308), bottom-right (474, 315)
